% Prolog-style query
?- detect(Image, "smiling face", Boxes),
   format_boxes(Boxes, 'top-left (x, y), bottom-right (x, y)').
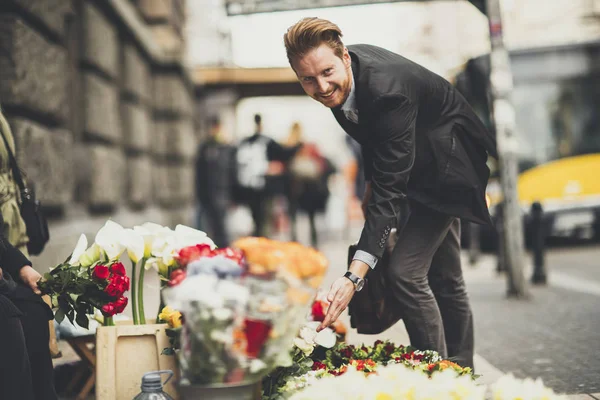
top-left (291, 43), bottom-right (353, 109)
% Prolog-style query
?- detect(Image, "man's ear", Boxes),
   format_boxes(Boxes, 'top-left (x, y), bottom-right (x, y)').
top-left (343, 47), bottom-right (351, 68)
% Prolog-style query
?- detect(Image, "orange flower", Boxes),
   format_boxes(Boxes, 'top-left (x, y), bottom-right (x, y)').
top-left (232, 237), bottom-right (329, 281)
top-left (232, 327), bottom-right (247, 355)
top-left (331, 319), bottom-right (347, 335)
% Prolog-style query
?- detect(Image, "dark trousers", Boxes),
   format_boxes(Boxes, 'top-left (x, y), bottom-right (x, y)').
top-left (289, 205), bottom-right (318, 248)
top-left (200, 201), bottom-right (229, 248)
top-left (246, 191), bottom-right (269, 237)
top-left (10, 298), bottom-right (58, 400)
top-left (0, 316), bottom-right (35, 400)
top-left (387, 204), bottom-right (474, 369)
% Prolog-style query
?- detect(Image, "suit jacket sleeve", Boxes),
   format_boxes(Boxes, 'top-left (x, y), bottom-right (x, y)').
top-left (357, 95), bottom-right (416, 258)
top-left (361, 146), bottom-right (373, 181)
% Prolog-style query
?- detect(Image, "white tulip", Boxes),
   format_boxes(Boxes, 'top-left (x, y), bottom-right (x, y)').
top-left (174, 224), bottom-right (216, 249)
top-left (79, 244), bottom-right (101, 267)
top-left (120, 228), bottom-right (145, 263)
top-left (134, 223), bottom-right (172, 258)
top-left (139, 222), bottom-right (167, 234)
top-left (95, 220), bottom-right (126, 260)
top-left (68, 234), bottom-right (88, 266)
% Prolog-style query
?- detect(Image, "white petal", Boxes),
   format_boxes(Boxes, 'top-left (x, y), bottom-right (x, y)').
top-left (95, 220), bottom-right (123, 247)
top-left (174, 224), bottom-right (207, 237)
top-left (120, 228), bottom-right (144, 263)
top-left (314, 328), bottom-right (336, 348)
top-left (174, 224), bottom-right (216, 249)
top-left (95, 220), bottom-right (125, 260)
top-left (139, 222), bottom-right (167, 234)
top-left (69, 234), bottom-right (88, 265)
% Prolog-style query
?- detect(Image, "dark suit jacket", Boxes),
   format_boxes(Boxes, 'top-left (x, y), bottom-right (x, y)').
top-left (333, 44), bottom-right (497, 258)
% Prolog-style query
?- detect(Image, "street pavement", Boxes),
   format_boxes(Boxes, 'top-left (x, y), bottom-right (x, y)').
top-left (314, 219), bottom-right (600, 398)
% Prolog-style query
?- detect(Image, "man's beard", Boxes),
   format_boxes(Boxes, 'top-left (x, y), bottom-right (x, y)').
top-left (315, 73), bottom-right (352, 109)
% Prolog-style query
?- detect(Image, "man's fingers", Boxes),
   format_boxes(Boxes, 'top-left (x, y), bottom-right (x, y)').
top-left (318, 298), bottom-right (345, 332)
top-left (318, 308), bottom-right (336, 332)
top-left (318, 300), bottom-right (339, 331)
top-left (326, 284), bottom-right (339, 303)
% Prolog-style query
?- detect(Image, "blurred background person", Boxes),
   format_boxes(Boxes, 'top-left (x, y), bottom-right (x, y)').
top-left (233, 114), bottom-right (301, 237)
top-left (345, 135), bottom-right (366, 202)
top-left (194, 116), bottom-right (236, 247)
top-left (285, 122), bottom-right (336, 248)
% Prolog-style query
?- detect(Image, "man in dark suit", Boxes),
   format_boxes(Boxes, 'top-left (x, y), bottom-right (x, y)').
top-left (284, 17), bottom-right (496, 369)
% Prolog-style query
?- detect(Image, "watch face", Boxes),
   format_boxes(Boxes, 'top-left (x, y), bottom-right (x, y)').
top-left (355, 279), bottom-right (365, 292)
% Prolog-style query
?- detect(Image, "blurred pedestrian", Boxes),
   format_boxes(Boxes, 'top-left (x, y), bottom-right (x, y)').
top-left (284, 18), bottom-right (497, 370)
top-left (285, 123), bottom-right (335, 248)
top-left (234, 114), bottom-right (301, 237)
top-left (194, 116), bottom-right (235, 247)
top-left (345, 135), bottom-right (366, 200)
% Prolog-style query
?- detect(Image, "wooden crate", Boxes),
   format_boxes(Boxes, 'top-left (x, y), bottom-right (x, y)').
top-left (96, 323), bottom-right (179, 400)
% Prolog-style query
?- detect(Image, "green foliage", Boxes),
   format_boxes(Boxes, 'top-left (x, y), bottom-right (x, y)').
top-left (38, 261), bottom-right (109, 329)
top-left (161, 326), bottom-right (182, 355)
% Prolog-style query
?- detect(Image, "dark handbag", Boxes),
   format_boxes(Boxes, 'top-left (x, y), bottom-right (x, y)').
top-left (0, 130), bottom-right (49, 255)
top-left (347, 236), bottom-right (403, 334)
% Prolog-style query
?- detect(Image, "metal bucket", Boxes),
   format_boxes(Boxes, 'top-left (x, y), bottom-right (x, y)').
top-left (178, 381), bottom-right (261, 400)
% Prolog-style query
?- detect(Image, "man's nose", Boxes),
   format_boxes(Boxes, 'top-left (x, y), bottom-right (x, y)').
top-left (316, 78), bottom-right (328, 93)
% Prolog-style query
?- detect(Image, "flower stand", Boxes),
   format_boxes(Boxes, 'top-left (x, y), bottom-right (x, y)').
top-left (95, 323), bottom-right (179, 400)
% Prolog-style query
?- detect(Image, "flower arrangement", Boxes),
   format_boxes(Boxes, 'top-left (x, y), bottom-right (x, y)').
top-left (39, 258), bottom-right (130, 327)
top-left (287, 362), bottom-right (561, 400)
top-left (262, 338), bottom-right (471, 398)
top-left (39, 220), bottom-right (214, 328)
top-left (288, 363), bottom-right (486, 400)
top-left (264, 335), bottom-right (560, 400)
top-left (161, 237), bottom-right (329, 387)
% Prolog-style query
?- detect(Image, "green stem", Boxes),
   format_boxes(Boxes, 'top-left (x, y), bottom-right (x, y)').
top-left (130, 260), bottom-right (139, 325)
top-left (138, 258), bottom-right (147, 324)
top-left (104, 316), bottom-right (114, 326)
top-left (156, 280), bottom-right (166, 323)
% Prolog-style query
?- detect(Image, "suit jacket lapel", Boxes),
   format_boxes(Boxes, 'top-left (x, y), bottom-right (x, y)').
top-left (332, 107), bottom-right (361, 140)
top-left (332, 59), bottom-right (366, 143)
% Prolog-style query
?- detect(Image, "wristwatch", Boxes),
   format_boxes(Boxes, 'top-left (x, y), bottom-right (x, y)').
top-left (344, 271), bottom-right (365, 292)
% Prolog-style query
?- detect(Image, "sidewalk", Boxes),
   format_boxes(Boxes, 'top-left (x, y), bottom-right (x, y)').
top-left (314, 219), bottom-right (600, 399)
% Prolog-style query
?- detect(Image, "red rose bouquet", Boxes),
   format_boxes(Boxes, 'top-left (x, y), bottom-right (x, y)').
top-left (39, 260), bottom-right (130, 328)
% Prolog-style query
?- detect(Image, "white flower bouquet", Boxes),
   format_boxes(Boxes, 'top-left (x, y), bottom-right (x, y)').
top-left (162, 237), bottom-right (329, 386)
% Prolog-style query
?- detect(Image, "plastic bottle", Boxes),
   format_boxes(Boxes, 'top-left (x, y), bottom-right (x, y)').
top-left (132, 370), bottom-right (175, 400)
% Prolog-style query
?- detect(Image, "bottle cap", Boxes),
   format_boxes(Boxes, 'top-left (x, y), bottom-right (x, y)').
top-left (141, 370), bottom-right (173, 392)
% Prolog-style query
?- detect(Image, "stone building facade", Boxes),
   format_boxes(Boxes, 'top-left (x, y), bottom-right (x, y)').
top-left (0, 0), bottom-right (197, 270)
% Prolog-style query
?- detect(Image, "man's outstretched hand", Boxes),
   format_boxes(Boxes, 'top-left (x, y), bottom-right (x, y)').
top-left (317, 277), bottom-right (355, 332)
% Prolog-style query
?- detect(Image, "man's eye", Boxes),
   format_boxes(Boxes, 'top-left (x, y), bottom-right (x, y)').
top-left (323, 69), bottom-right (332, 76)
top-left (302, 77), bottom-right (313, 83)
